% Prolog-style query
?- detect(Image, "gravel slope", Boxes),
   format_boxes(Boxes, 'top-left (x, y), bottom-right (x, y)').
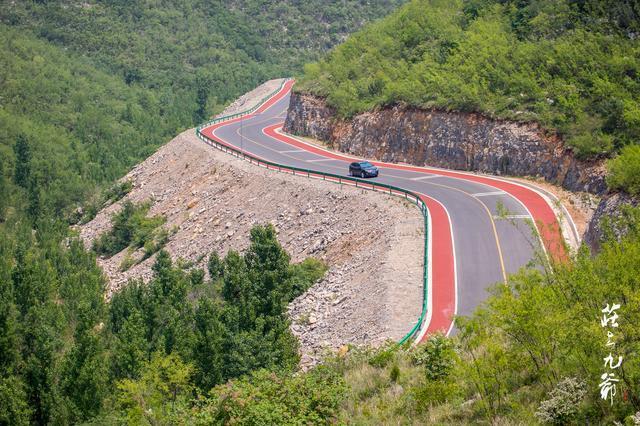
top-left (79, 81), bottom-right (423, 366)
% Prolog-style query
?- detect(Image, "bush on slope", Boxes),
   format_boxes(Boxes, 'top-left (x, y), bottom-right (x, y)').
top-left (297, 0), bottom-right (640, 163)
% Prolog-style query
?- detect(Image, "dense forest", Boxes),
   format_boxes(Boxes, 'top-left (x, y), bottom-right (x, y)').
top-left (297, 0), bottom-right (640, 193)
top-left (0, 223), bottom-right (326, 424)
top-left (0, 0), bottom-right (404, 223)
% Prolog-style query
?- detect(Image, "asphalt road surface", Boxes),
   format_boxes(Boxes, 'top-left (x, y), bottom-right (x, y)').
top-left (200, 80), bottom-right (567, 338)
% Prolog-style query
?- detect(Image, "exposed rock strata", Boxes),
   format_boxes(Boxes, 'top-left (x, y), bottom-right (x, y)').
top-left (584, 192), bottom-right (640, 252)
top-left (284, 92), bottom-right (607, 194)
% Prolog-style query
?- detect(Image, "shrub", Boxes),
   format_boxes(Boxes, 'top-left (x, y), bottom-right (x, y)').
top-left (535, 377), bottom-right (587, 425)
top-left (607, 145), bottom-right (640, 196)
top-left (93, 201), bottom-right (166, 257)
top-left (411, 333), bottom-right (456, 381)
top-left (390, 363), bottom-right (401, 382)
top-left (201, 367), bottom-right (347, 424)
top-left (368, 343), bottom-right (397, 368)
top-left (288, 257), bottom-right (328, 297)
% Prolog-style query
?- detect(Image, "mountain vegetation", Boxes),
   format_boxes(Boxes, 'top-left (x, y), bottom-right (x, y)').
top-left (0, 0), bottom-right (404, 224)
top-left (2, 1), bottom-right (640, 425)
top-left (296, 0), bottom-right (640, 192)
top-left (100, 208), bottom-right (640, 424)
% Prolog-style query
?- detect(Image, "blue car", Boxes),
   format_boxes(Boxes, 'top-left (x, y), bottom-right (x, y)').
top-left (349, 161), bottom-right (379, 178)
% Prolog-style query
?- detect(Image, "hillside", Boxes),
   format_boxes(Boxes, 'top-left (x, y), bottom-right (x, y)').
top-left (78, 79), bottom-right (423, 366)
top-left (2, 1), bottom-right (640, 425)
top-left (0, 0), bottom-right (405, 224)
top-left (1, 0), bottom-right (405, 122)
top-left (295, 0), bottom-right (640, 176)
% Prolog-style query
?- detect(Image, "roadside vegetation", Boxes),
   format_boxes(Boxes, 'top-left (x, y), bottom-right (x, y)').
top-left (97, 207), bottom-right (640, 425)
top-left (296, 0), bottom-right (640, 193)
top-left (608, 145), bottom-right (640, 196)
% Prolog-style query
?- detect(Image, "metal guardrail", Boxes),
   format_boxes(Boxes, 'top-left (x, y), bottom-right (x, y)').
top-left (195, 79), bottom-right (429, 345)
top-left (196, 78), bottom-right (290, 131)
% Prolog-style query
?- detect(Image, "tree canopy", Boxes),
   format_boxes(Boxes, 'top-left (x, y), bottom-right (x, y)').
top-left (297, 0), bottom-right (640, 166)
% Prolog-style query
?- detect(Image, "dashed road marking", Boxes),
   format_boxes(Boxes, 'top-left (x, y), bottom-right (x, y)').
top-left (472, 190), bottom-right (507, 197)
top-left (307, 158), bottom-right (338, 163)
top-left (410, 175), bottom-right (439, 181)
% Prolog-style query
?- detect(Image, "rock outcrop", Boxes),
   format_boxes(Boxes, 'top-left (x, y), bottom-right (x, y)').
top-left (584, 192), bottom-right (640, 252)
top-left (284, 92), bottom-right (607, 194)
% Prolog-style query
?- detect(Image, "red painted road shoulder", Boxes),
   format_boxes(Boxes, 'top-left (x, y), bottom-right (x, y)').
top-left (420, 195), bottom-right (456, 340)
top-left (264, 124), bottom-right (567, 262)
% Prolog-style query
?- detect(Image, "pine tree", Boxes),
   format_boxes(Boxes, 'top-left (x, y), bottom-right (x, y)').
top-left (0, 160), bottom-right (8, 221)
top-left (13, 135), bottom-right (31, 189)
top-left (111, 311), bottom-right (148, 380)
top-left (193, 298), bottom-right (224, 390)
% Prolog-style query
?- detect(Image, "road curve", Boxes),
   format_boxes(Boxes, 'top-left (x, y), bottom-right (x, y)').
top-left (199, 79), bottom-right (568, 342)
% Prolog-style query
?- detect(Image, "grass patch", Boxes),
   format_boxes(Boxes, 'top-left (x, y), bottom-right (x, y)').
top-left (93, 200), bottom-right (166, 258)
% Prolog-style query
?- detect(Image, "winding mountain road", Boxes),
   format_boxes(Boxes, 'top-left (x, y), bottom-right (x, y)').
top-left (199, 79), bottom-right (569, 342)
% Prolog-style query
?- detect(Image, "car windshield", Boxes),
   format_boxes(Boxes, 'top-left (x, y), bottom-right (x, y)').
top-left (359, 162), bottom-right (374, 168)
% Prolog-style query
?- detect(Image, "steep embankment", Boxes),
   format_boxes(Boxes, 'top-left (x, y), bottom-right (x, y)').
top-left (284, 92), bottom-right (607, 194)
top-left (79, 81), bottom-right (423, 367)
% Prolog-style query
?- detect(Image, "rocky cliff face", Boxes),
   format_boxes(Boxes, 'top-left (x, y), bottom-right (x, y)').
top-left (584, 192), bottom-right (640, 252)
top-left (284, 93), bottom-right (607, 194)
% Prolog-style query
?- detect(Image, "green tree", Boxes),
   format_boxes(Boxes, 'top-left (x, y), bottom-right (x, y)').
top-left (203, 367), bottom-right (347, 425)
top-left (193, 298), bottom-right (225, 390)
top-left (207, 251), bottom-right (223, 281)
top-left (59, 329), bottom-right (110, 422)
top-left (12, 135), bottom-right (30, 189)
top-left (111, 311), bottom-right (148, 380)
top-left (607, 144), bottom-right (640, 195)
top-left (115, 353), bottom-right (193, 425)
top-left (0, 160), bottom-right (8, 221)
top-left (0, 376), bottom-right (32, 426)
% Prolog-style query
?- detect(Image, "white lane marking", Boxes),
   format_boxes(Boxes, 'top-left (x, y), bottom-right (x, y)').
top-left (441, 197), bottom-right (459, 338)
top-left (307, 158), bottom-right (338, 163)
top-left (410, 175), bottom-right (439, 181)
top-left (279, 149), bottom-right (306, 153)
top-left (472, 191), bottom-right (506, 197)
top-left (494, 214), bottom-right (530, 220)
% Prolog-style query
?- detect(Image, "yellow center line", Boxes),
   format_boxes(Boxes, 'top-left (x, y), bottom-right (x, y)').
top-left (214, 117), bottom-right (510, 284)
